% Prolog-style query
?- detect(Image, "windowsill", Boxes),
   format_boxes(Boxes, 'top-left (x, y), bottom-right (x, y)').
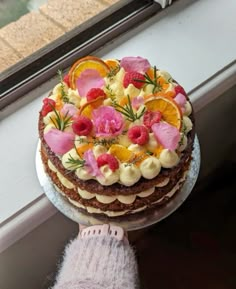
top-left (1, 0), bottom-right (236, 253)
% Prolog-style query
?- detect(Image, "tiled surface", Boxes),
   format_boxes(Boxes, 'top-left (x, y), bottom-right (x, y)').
top-left (133, 163), bottom-right (236, 289)
top-left (0, 39), bottom-right (22, 71)
top-left (40, 0), bottom-right (108, 31)
top-left (0, 11), bottom-right (64, 58)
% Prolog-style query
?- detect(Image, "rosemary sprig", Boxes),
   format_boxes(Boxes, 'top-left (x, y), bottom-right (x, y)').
top-left (66, 153), bottom-right (85, 170)
top-left (112, 95), bottom-right (146, 122)
top-left (134, 66), bottom-right (165, 93)
top-left (75, 136), bottom-right (117, 148)
top-left (105, 84), bottom-right (116, 100)
top-left (57, 70), bottom-right (70, 103)
top-left (107, 64), bottom-right (120, 79)
top-left (50, 106), bottom-right (72, 131)
top-left (93, 137), bottom-right (117, 147)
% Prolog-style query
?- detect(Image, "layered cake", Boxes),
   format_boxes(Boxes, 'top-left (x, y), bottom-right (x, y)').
top-left (38, 55), bottom-right (195, 217)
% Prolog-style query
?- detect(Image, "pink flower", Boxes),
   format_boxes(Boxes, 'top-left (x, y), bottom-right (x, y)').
top-left (152, 122), bottom-right (180, 151)
top-left (131, 96), bottom-right (144, 110)
top-left (61, 104), bottom-right (78, 117)
top-left (92, 106), bottom-right (124, 137)
top-left (84, 149), bottom-right (102, 177)
top-left (174, 93), bottom-right (187, 112)
top-left (76, 69), bottom-right (105, 97)
top-left (120, 56), bottom-right (150, 73)
top-left (44, 128), bottom-right (74, 155)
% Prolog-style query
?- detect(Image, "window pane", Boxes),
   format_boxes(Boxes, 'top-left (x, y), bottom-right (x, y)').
top-left (0, 0), bottom-right (162, 110)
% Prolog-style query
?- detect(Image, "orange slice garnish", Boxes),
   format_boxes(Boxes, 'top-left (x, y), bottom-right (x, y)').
top-left (79, 96), bottom-right (105, 117)
top-left (109, 144), bottom-right (134, 162)
top-left (68, 56), bottom-right (110, 90)
top-left (145, 95), bottom-right (182, 130)
top-left (104, 59), bottom-right (120, 73)
top-left (76, 143), bottom-right (93, 157)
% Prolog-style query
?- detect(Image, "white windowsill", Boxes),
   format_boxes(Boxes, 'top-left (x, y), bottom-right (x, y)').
top-left (0, 0), bottom-right (236, 253)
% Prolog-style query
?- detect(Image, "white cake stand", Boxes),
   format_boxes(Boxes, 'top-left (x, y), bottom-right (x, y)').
top-left (35, 136), bottom-right (200, 231)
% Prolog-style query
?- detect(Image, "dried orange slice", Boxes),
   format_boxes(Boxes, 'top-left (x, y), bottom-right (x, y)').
top-left (109, 144), bottom-right (134, 162)
top-left (76, 143), bottom-right (93, 157)
top-left (104, 59), bottom-right (120, 73)
top-left (69, 56), bottom-right (110, 89)
top-left (145, 95), bottom-right (182, 130)
top-left (79, 96), bottom-right (105, 117)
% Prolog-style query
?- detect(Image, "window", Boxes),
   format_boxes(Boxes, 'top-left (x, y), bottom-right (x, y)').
top-left (0, 0), bottom-right (174, 111)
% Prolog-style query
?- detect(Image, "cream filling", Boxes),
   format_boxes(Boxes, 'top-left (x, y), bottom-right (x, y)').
top-left (48, 160), bottom-right (178, 205)
top-left (48, 160), bottom-right (75, 189)
top-left (68, 175), bottom-right (186, 217)
top-left (68, 198), bottom-right (148, 217)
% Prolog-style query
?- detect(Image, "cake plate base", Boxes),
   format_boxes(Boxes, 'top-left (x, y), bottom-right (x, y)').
top-left (35, 136), bottom-right (200, 231)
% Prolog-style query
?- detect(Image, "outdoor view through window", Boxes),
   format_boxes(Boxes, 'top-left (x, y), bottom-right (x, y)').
top-left (0, 0), bottom-right (122, 73)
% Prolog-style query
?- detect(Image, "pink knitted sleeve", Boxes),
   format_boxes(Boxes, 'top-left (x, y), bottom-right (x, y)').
top-left (52, 235), bottom-right (139, 289)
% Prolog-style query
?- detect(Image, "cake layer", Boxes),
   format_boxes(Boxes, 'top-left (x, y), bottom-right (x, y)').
top-left (40, 142), bottom-right (191, 214)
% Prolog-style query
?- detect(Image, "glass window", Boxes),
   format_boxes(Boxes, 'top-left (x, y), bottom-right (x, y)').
top-left (0, 0), bottom-right (167, 111)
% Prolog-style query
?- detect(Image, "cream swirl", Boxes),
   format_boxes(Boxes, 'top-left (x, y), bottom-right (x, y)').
top-left (140, 157), bottom-right (161, 179)
top-left (159, 149), bottom-right (179, 168)
top-left (96, 165), bottom-right (120, 186)
top-left (178, 133), bottom-right (188, 152)
top-left (62, 148), bottom-right (80, 170)
top-left (119, 163), bottom-right (141, 186)
top-left (93, 145), bottom-right (107, 158)
top-left (76, 166), bottom-right (93, 180)
top-left (182, 116), bottom-right (193, 134)
top-left (184, 101), bottom-right (192, 116)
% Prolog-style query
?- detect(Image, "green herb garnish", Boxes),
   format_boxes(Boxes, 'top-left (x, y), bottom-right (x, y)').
top-left (134, 66), bottom-right (166, 93)
top-left (50, 107), bottom-right (72, 131)
top-left (66, 153), bottom-right (85, 170)
top-left (112, 95), bottom-right (146, 122)
top-left (57, 70), bottom-right (70, 103)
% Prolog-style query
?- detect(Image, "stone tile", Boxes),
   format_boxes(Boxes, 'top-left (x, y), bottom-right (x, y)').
top-left (0, 12), bottom-right (64, 57)
top-left (99, 0), bottom-right (121, 5)
top-left (0, 40), bottom-right (22, 73)
top-left (39, 0), bottom-right (108, 31)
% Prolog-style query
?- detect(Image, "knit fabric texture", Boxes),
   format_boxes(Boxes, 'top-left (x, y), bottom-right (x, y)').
top-left (52, 235), bottom-right (139, 289)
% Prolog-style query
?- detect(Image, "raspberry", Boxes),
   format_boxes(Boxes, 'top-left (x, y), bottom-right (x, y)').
top-left (175, 85), bottom-right (187, 96)
top-left (128, 125), bottom-right (149, 145)
top-left (97, 153), bottom-right (119, 171)
top-left (63, 74), bottom-right (70, 87)
top-left (143, 110), bottom-right (162, 129)
top-left (86, 88), bottom-right (106, 102)
top-left (41, 98), bottom-right (56, 116)
top-left (72, 116), bottom-right (93, 136)
top-left (123, 71), bottom-right (145, 89)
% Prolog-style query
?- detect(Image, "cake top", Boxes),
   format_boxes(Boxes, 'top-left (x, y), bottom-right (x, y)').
top-left (40, 56), bottom-right (193, 187)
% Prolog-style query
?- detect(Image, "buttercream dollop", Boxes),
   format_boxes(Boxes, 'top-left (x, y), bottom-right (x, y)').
top-left (159, 149), bottom-right (179, 168)
top-left (140, 157), bottom-right (161, 179)
top-left (119, 163), bottom-right (141, 186)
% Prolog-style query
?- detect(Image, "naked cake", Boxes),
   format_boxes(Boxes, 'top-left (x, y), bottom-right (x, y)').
top-left (38, 55), bottom-right (195, 217)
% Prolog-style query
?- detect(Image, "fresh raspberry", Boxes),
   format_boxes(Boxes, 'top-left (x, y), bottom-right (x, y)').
top-left (123, 71), bottom-right (145, 89)
top-left (72, 116), bottom-right (93, 136)
top-left (143, 110), bottom-right (162, 130)
top-left (175, 85), bottom-right (187, 96)
top-left (97, 153), bottom-right (119, 171)
top-left (128, 125), bottom-right (149, 145)
top-left (41, 98), bottom-right (56, 116)
top-left (63, 74), bottom-right (70, 87)
top-left (86, 88), bottom-right (106, 102)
